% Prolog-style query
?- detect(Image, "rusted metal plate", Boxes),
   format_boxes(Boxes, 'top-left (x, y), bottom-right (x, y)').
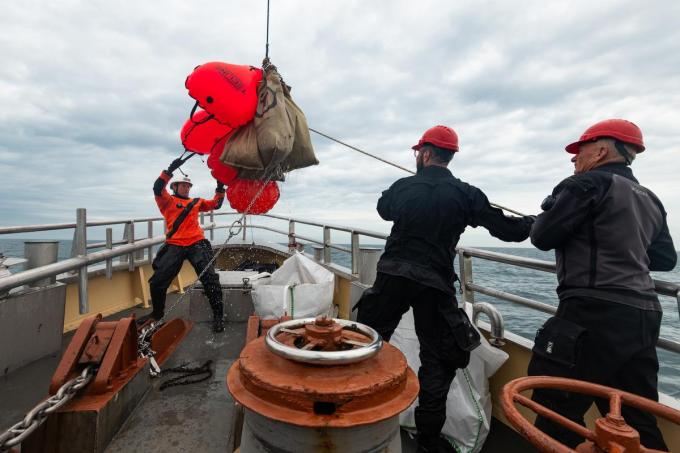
top-left (78, 323), bottom-right (116, 365)
top-left (227, 337), bottom-right (418, 428)
top-left (150, 318), bottom-right (193, 365)
top-left (49, 315), bottom-right (101, 394)
top-left (23, 362), bottom-right (150, 453)
top-left (245, 315), bottom-right (260, 344)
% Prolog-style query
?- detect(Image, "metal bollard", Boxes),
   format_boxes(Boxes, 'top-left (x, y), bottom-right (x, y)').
top-left (472, 302), bottom-right (505, 347)
top-left (24, 241), bottom-right (59, 287)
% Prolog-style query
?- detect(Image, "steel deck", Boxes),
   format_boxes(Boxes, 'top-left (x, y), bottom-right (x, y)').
top-left (0, 294), bottom-right (537, 452)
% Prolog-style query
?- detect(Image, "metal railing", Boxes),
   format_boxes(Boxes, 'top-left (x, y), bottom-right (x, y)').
top-left (1, 211), bottom-right (679, 355)
top-left (457, 247), bottom-right (680, 355)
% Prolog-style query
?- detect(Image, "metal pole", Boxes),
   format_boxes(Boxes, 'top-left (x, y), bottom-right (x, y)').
top-left (288, 220), bottom-right (296, 252)
top-left (242, 215), bottom-right (247, 241)
top-left (127, 221), bottom-right (135, 272)
top-left (0, 237), bottom-right (163, 293)
top-left (209, 211), bottom-right (215, 241)
top-left (351, 232), bottom-right (360, 276)
top-left (459, 253), bottom-right (475, 304)
top-left (75, 208), bottom-right (88, 314)
top-left (105, 228), bottom-right (113, 279)
top-left (147, 221), bottom-right (153, 262)
top-left (313, 246), bottom-right (323, 262)
top-left (323, 227), bottom-right (331, 264)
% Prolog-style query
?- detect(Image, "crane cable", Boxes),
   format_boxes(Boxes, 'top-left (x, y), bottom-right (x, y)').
top-left (263, 1), bottom-right (526, 217)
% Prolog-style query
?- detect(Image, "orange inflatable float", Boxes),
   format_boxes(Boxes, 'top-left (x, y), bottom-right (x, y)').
top-left (185, 62), bottom-right (263, 128)
top-left (207, 135), bottom-right (239, 186)
top-left (226, 179), bottom-right (280, 214)
top-left (180, 110), bottom-right (233, 155)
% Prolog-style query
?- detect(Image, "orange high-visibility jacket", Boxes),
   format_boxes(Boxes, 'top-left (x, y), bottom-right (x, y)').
top-left (154, 171), bottom-right (225, 247)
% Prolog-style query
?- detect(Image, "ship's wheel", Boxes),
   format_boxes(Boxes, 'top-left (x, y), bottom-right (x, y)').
top-left (265, 316), bottom-right (382, 365)
top-left (500, 376), bottom-right (680, 453)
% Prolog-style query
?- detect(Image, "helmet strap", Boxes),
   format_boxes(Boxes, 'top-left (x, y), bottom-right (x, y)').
top-left (614, 140), bottom-right (633, 165)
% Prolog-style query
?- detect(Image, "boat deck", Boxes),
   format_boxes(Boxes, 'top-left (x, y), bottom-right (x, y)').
top-left (0, 295), bottom-right (537, 452)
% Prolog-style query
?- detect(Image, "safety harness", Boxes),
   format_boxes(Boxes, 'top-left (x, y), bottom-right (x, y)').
top-left (166, 197), bottom-right (200, 240)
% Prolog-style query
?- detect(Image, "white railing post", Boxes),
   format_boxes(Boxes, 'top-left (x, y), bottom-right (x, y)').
top-left (147, 221), bottom-right (153, 262)
top-left (288, 220), bottom-right (296, 252)
top-left (209, 211), bottom-right (215, 241)
top-left (351, 232), bottom-right (360, 276)
top-left (105, 228), bottom-right (113, 279)
top-left (459, 252), bottom-right (475, 304)
top-left (127, 221), bottom-right (135, 271)
top-left (75, 208), bottom-right (88, 314)
top-left (323, 226), bottom-right (331, 264)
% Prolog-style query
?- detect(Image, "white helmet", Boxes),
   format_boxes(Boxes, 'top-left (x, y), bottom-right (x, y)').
top-left (170, 176), bottom-right (193, 192)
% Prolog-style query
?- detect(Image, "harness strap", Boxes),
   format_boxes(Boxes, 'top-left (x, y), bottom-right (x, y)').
top-left (166, 197), bottom-right (200, 240)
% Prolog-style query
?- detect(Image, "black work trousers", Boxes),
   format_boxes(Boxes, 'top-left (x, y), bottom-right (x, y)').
top-left (148, 239), bottom-right (223, 320)
top-left (528, 297), bottom-right (667, 451)
top-left (356, 273), bottom-right (474, 448)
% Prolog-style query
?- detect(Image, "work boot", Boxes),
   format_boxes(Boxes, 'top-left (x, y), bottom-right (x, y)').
top-left (416, 434), bottom-right (456, 453)
top-left (136, 312), bottom-right (162, 326)
top-left (212, 317), bottom-right (225, 333)
top-left (211, 303), bottom-right (225, 333)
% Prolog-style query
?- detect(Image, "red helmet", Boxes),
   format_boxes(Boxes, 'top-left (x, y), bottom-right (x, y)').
top-left (412, 125), bottom-right (459, 152)
top-left (565, 119), bottom-right (645, 154)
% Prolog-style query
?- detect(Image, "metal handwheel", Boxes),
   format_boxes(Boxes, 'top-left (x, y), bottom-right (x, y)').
top-left (265, 316), bottom-right (383, 366)
top-left (500, 376), bottom-right (680, 453)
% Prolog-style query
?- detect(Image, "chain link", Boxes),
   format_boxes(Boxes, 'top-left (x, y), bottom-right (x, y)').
top-left (0, 366), bottom-right (94, 451)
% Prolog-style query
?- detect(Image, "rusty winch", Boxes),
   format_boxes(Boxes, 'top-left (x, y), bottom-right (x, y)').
top-left (227, 315), bottom-right (419, 453)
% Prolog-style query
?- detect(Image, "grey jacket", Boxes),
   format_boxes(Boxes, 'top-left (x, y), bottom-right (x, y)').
top-left (531, 163), bottom-right (676, 310)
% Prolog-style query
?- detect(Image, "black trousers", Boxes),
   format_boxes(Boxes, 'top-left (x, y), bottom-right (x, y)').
top-left (356, 273), bottom-right (475, 446)
top-left (528, 297), bottom-right (667, 451)
top-left (148, 239), bottom-right (223, 320)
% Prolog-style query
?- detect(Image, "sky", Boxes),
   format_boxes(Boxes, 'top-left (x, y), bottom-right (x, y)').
top-left (0, 0), bottom-right (679, 247)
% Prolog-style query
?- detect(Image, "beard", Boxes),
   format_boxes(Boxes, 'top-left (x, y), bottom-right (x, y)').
top-left (416, 155), bottom-right (424, 173)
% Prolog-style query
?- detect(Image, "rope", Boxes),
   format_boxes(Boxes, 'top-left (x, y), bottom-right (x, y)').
top-left (308, 128), bottom-right (527, 217)
top-left (159, 360), bottom-right (213, 391)
top-left (265, 0), bottom-right (270, 59)
top-left (309, 127), bottom-right (415, 175)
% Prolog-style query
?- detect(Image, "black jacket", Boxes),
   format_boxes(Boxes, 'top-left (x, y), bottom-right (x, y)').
top-left (377, 165), bottom-right (533, 295)
top-left (531, 163), bottom-right (676, 310)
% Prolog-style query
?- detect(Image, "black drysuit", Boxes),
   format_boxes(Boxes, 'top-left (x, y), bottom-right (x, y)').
top-left (356, 165), bottom-right (533, 450)
top-left (529, 163), bottom-right (676, 451)
top-left (148, 172), bottom-right (225, 322)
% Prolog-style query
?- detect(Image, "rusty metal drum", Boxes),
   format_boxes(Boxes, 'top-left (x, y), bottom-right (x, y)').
top-left (227, 317), bottom-right (419, 452)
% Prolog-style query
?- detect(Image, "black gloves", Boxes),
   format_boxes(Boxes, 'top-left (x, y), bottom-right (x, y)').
top-left (216, 182), bottom-right (225, 193)
top-left (167, 158), bottom-right (184, 174)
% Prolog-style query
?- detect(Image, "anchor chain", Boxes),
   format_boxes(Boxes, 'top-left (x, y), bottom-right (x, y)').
top-left (0, 366), bottom-right (94, 451)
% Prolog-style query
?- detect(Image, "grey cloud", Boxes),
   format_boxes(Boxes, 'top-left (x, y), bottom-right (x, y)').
top-left (0, 0), bottom-right (678, 247)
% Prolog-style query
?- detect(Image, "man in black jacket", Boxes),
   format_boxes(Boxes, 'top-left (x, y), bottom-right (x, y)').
top-left (529, 119), bottom-right (676, 451)
top-left (356, 125), bottom-right (534, 453)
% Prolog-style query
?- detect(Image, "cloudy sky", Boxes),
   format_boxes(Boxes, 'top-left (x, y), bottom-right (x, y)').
top-left (1, 0), bottom-right (679, 248)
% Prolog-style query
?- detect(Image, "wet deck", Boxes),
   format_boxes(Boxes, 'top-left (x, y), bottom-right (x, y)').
top-left (0, 294), bottom-right (536, 452)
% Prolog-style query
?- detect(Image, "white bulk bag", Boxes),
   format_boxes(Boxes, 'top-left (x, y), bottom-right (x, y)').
top-left (390, 308), bottom-right (508, 453)
top-left (252, 252), bottom-right (334, 319)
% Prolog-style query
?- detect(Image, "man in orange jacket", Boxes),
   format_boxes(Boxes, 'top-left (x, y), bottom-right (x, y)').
top-left (143, 158), bottom-right (226, 332)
